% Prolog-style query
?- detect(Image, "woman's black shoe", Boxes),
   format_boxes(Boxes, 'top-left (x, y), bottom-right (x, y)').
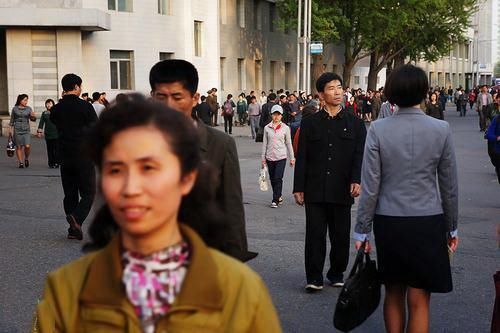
top-left (24, 160), bottom-right (29, 168)
top-left (18, 163), bottom-right (24, 168)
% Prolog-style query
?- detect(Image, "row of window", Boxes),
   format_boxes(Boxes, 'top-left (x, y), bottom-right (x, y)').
top-left (107, 0), bottom-right (171, 15)
top-left (222, 0), bottom-right (281, 32)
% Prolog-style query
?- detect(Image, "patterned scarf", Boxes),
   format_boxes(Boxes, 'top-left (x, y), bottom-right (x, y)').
top-left (122, 241), bottom-right (190, 333)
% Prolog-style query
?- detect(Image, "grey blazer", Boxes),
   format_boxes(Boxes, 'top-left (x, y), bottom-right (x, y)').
top-left (354, 107), bottom-right (458, 240)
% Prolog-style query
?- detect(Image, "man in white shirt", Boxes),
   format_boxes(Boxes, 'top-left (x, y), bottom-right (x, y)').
top-left (91, 91), bottom-right (106, 117)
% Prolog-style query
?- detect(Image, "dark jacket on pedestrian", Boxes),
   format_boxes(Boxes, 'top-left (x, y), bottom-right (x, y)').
top-left (281, 102), bottom-right (292, 124)
top-left (206, 94), bottom-right (218, 114)
top-left (50, 94), bottom-right (97, 160)
top-left (293, 108), bottom-right (367, 205)
top-left (425, 102), bottom-right (444, 120)
top-left (194, 101), bottom-right (212, 125)
top-left (486, 115), bottom-right (500, 153)
top-left (197, 121), bottom-right (254, 262)
top-left (38, 111), bottom-right (58, 140)
top-left (259, 101), bottom-right (277, 128)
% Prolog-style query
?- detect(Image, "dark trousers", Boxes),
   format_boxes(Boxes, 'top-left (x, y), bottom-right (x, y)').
top-left (459, 104), bottom-right (467, 117)
top-left (304, 203), bottom-right (351, 284)
top-left (479, 106), bottom-right (488, 131)
top-left (266, 159), bottom-right (286, 203)
top-left (45, 139), bottom-right (59, 166)
top-left (224, 115), bottom-right (233, 134)
top-left (60, 158), bottom-right (96, 225)
top-left (212, 109), bottom-right (218, 126)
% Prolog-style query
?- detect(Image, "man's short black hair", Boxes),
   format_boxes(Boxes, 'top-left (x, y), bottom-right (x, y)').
top-left (92, 92), bottom-right (101, 101)
top-left (385, 64), bottom-right (428, 107)
top-left (316, 72), bottom-right (343, 93)
top-left (82, 93), bottom-right (89, 98)
top-left (268, 93), bottom-right (277, 101)
top-left (149, 59), bottom-right (199, 95)
top-left (250, 96), bottom-right (257, 101)
top-left (61, 73), bottom-right (82, 92)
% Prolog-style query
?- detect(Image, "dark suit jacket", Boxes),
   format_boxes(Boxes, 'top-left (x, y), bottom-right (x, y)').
top-left (293, 109), bottom-right (366, 205)
top-left (197, 122), bottom-right (254, 261)
top-left (194, 102), bottom-right (212, 125)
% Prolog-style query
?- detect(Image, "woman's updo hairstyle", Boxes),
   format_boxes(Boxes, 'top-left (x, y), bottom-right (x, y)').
top-left (84, 94), bottom-right (226, 251)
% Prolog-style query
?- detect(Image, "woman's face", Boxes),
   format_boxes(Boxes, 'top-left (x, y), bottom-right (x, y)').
top-left (101, 126), bottom-right (196, 240)
top-left (20, 97), bottom-right (28, 107)
top-left (431, 93), bottom-right (437, 102)
top-left (45, 101), bottom-right (54, 110)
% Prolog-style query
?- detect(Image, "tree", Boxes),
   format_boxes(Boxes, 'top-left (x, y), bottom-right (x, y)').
top-left (277, 0), bottom-right (378, 88)
top-left (365, 0), bottom-right (478, 90)
top-left (495, 61), bottom-right (500, 77)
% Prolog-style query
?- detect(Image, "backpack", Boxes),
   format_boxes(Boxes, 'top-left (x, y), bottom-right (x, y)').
top-left (224, 100), bottom-right (234, 116)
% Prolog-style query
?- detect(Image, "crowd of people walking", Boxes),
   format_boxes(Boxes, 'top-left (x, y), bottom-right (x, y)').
top-left (2, 55), bottom-right (497, 332)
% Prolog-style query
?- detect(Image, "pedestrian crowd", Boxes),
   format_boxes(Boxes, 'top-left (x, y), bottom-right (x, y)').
top-left (2, 57), bottom-right (496, 332)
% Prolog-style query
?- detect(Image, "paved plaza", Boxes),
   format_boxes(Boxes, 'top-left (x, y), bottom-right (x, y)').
top-left (0, 106), bottom-right (498, 332)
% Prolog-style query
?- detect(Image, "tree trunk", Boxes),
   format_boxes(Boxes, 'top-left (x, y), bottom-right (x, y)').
top-left (394, 53), bottom-right (405, 68)
top-left (367, 50), bottom-right (380, 91)
top-left (386, 58), bottom-right (394, 79)
top-left (311, 54), bottom-right (324, 95)
top-left (342, 61), bottom-right (354, 88)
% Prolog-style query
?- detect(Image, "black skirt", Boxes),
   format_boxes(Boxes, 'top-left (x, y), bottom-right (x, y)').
top-left (373, 214), bottom-right (453, 293)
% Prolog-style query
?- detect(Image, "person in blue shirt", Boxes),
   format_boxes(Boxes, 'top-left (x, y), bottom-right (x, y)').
top-left (485, 114), bottom-right (500, 184)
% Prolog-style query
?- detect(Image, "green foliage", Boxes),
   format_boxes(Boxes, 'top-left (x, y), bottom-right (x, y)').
top-left (495, 61), bottom-right (500, 76)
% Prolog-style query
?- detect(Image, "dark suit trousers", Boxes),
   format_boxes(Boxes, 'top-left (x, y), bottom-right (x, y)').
top-left (60, 158), bottom-right (96, 225)
top-left (45, 139), bottom-right (59, 166)
top-left (305, 203), bottom-right (351, 284)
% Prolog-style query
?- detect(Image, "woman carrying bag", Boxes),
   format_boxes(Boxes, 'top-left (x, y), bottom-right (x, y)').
top-left (9, 94), bottom-right (36, 168)
top-left (33, 97), bottom-right (281, 333)
top-left (354, 65), bottom-right (459, 333)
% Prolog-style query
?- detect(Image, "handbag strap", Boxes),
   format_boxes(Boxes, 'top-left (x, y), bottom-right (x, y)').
top-left (347, 241), bottom-right (372, 278)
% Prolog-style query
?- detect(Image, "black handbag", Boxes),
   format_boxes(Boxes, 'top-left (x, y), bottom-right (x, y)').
top-left (333, 242), bottom-right (381, 332)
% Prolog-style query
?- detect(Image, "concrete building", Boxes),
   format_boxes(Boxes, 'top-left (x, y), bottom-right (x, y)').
top-left (0, 0), bottom-right (219, 119)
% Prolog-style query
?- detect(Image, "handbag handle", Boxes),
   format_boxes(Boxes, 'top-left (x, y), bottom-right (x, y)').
top-left (347, 241), bottom-right (371, 279)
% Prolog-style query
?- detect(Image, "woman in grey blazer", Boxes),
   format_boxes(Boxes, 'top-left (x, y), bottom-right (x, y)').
top-left (354, 65), bottom-right (459, 333)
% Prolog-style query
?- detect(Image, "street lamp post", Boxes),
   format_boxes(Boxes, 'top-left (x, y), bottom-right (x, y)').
top-left (296, 0), bottom-right (302, 93)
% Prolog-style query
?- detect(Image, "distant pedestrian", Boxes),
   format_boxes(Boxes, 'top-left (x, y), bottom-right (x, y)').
top-left (37, 99), bottom-right (59, 168)
top-left (279, 93), bottom-right (292, 124)
top-left (486, 114), bottom-right (500, 184)
top-left (457, 89), bottom-right (467, 117)
top-left (100, 92), bottom-right (109, 108)
top-left (292, 104), bottom-right (316, 155)
top-left (206, 88), bottom-right (219, 126)
top-left (222, 94), bottom-right (236, 135)
top-left (476, 85), bottom-right (494, 131)
top-left (259, 93), bottom-right (278, 130)
top-left (345, 96), bottom-right (358, 117)
top-left (236, 93), bottom-right (248, 126)
top-left (247, 96), bottom-right (261, 139)
top-left (468, 89), bottom-right (476, 111)
top-left (50, 73), bottom-right (98, 240)
top-left (355, 64), bottom-right (458, 333)
top-left (372, 91), bottom-right (382, 119)
top-left (260, 91), bottom-right (268, 105)
top-left (261, 105), bottom-right (295, 208)
top-left (195, 95), bottom-right (212, 125)
top-left (9, 94), bottom-right (36, 168)
top-left (288, 94), bottom-right (302, 139)
top-left (92, 91), bottom-right (106, 117)
top-left (293, 72), bottom-right (366, 292)
top-left (426, 92), bottom-right (444, 119)
top-left (377, 101), bottom-right (398, 119)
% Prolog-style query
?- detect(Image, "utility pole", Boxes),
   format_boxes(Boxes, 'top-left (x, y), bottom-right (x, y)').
top-left (302, 0), bottom-right (308, 93)
top-left (306, 0), bottom-right (312, 94)
top-left (296, 0), bottom-right (302, 93)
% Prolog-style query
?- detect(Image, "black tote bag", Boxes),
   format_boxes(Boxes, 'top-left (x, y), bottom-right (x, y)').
top-left (333, 243), bottom-right (381, 332)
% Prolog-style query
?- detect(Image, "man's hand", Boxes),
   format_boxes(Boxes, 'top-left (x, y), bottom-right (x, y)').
top-left (355, 240), bottom-right (372, 253)
top-left (293, 192), bottom-right (304, 206)
top-left (448, 236), bottom-right (459, 253)
top-left (350, 183), bottom-right (361, 198)
top-left (261, 160), bottom-right (266, 168)
top-left (290, 159), bottom-right (295, 167)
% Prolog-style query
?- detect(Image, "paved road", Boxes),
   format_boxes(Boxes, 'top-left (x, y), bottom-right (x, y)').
top-left (0, 106), bottom-right (498, 332)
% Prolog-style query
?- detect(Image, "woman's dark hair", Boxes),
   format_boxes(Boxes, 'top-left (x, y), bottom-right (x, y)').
top-left (45, 98), bottom-right (55, 107)
top-left (83, 94), bottom-right (225, 251)
top-left (385, 64), bottom-right (429, 107)
top-left (15, 94), bottom-right (28, 106)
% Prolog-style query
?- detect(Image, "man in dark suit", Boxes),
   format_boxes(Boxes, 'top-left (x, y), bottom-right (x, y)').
top-left (293, 72), bottom-right (366, 291)
top-left (149, 59), bottom-right (257, 262)
top-left (50, 73), bottom-right (98, 240)
top-left (194, 95), bottom-right (212, 125)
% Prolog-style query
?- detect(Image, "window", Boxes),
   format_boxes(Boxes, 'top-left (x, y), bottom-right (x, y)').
top-left (159, 52), bottom-right (174, 61)
top-left (464, 43), bottom-right (470, 60)
top-left (220, 57), bottom-right (226, 91)
top-left (158, 0), bottom-right (170, 15)
top-left (253, 0), bottom-right (261, 30)
top-left (108, 0), bottom-right (132, 12)
top-left (354, 76), bottom-right (360, 85)
top-left (270, 61), bottom-right (277, 89)
top-left (194, 21), bottom-right (202, 57)
top-left (269, 3), bottom-right (276, 32)
top-left (110, 50), bottom-right (133, 90)
top-left (285, 62), bottom-right (291, 90)
top-left (236, 0), bottom-right (245, 28)
top-left (255, 60), bottom-right (262, 90)
top-left (238, 58), bottom-right (245, 91)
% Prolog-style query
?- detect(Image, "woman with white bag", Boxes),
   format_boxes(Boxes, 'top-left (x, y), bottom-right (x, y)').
top-left (261, 105), bottom-right (295, 208)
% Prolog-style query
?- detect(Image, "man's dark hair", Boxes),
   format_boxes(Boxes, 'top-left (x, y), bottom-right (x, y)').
top-left (82, 93), bottom-right (89, 98)
top-left (250, 96), bottom-right (257, 101)
top-left (149, 60), bottom-right (199, 95)
top-left (92, 92), bottom-right (101, 101)
top-left (316, 72), bottom-right (343, 93)
top-left (201, 95), bottom-right (207, 102)
top-left (268, 93), bottom-right (277, 101)
top-left (61, 73), bottom-right (82, 92)
top-left (227, 94), bottom-right (233, 99)
top-left (385, 64), bottom-right (428, 107)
